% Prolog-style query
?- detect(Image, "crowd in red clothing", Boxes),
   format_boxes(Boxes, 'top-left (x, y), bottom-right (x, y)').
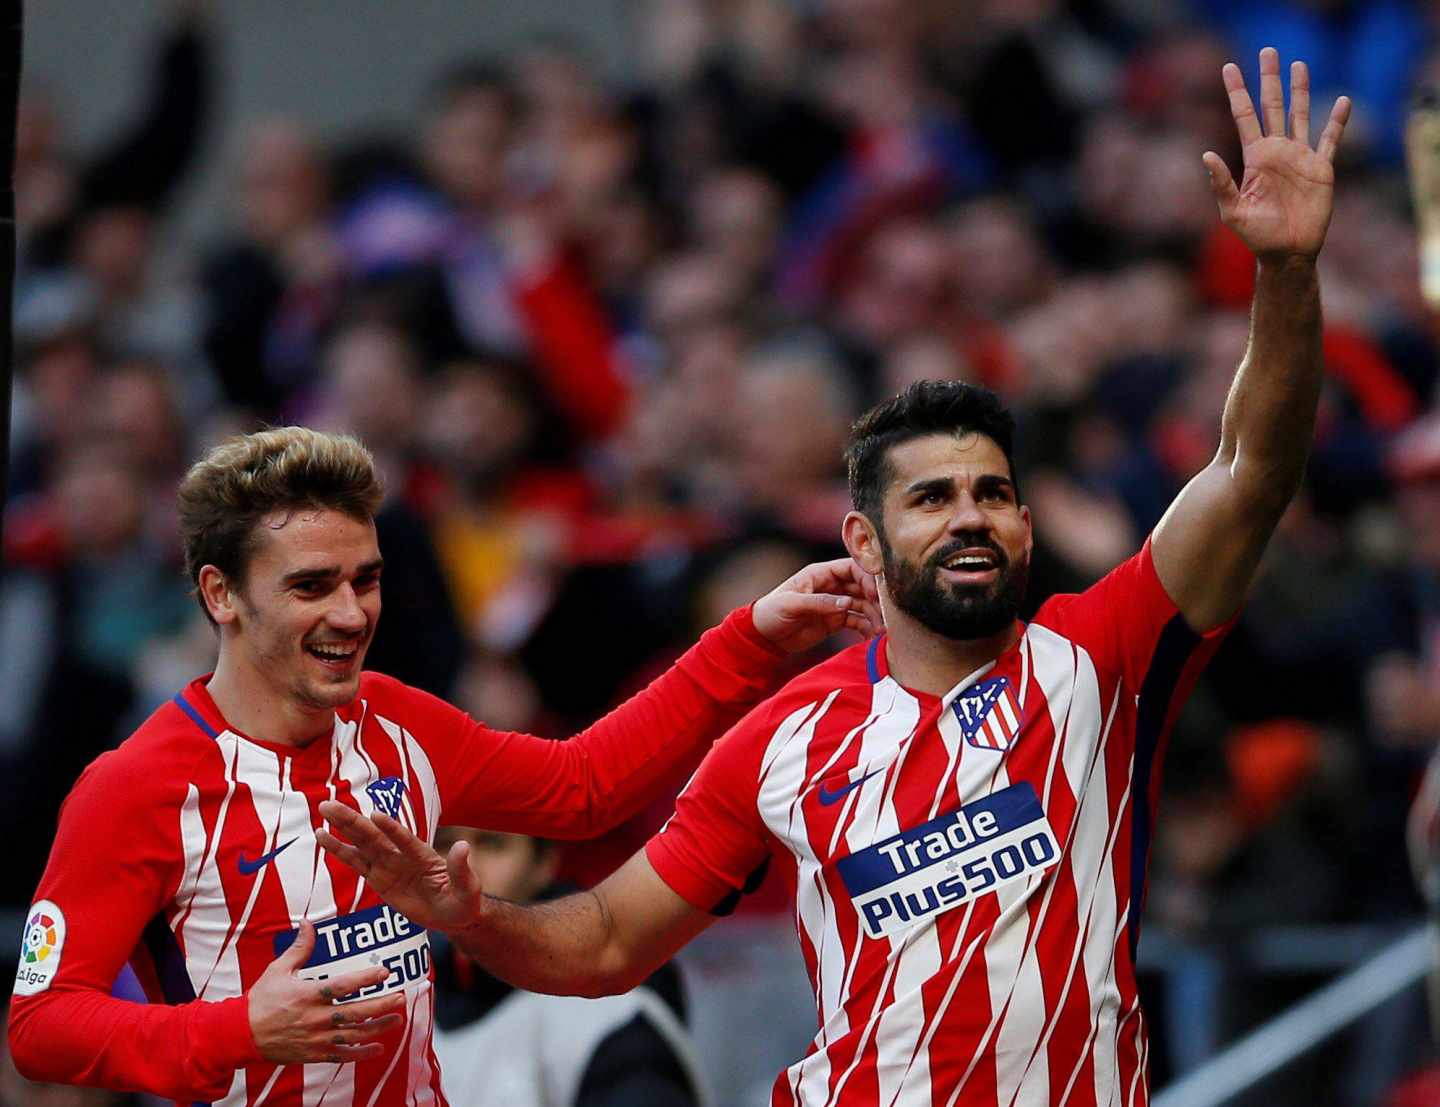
top-left (6, 0), bottom-right (1440, 1102)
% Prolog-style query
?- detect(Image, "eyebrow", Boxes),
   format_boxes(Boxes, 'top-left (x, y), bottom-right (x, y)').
top-left (902, 474), bottom-right (1015, 498)
top-left (281, 558), bottom-right (384, 584)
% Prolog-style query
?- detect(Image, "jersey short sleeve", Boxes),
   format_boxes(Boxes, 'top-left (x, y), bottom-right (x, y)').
top-left (645, 701), bottom-right (777, 915)
top-left (1032, 537), bottom-right (1232, 693)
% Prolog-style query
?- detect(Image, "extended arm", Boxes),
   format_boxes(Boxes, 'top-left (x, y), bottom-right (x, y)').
top-left (317, 805), bottom-right (711, 997)
top-left (436, 558), bottom-right (878, 837)
top-left (1151, 50), bottom-right (1350, 632)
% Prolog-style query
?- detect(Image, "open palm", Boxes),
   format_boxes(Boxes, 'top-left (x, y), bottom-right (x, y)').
top-left (1204, 48), bottom-right (1351, 261)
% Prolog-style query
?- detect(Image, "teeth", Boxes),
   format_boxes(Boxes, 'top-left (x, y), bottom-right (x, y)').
top-left (309, 644), bottom-right (356, 659)
top-left (944, 556), bottom-right (993, 570)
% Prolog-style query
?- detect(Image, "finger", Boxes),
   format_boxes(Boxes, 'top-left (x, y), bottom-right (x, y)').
top-left (325, 806), bottom-right (404, 859)
top-left (1289, 59), bottom-right (1310, 143)
top-left (277, 918), bottom-right (316, 971)
top-left (320, 963), bottom-right (393, 1001)
top-left (317, 1041), bottom-right (386, 1064)
top-left (1222, 62), bottom-right (1262, 146)
top-left (371, 813), bottom-right (442, 864)
top-left (330, 1012), bottom-right (405, 1041)
top-left (1202, 151), bottom-right (1239, 211)
top-left (316, 829), bottom-right (368, 873)
top-left (1257, 47), bottom-right (1284, 137)
top-left (329, 989), bottom-right (408, 1021)
top-left (1316, 95), bottom-right (1351, 163)
top-left (842, 610), bottom-right (880, 638)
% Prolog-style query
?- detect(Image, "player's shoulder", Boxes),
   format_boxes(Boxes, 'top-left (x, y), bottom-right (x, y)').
top-left (72, 692), bottom-right (218, 810)
top-left (1029, 541), bottom-right (1169, 638)
top-left (355, 669), bottom-right (467, 731)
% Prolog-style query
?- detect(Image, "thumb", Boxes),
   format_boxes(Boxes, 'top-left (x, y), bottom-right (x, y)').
top-left (1202, 151), bottom-right (1239, 210)
top-left (277, 917), bottom-right (315, 971)
top-left (446, 840), bottom-right (485, 911)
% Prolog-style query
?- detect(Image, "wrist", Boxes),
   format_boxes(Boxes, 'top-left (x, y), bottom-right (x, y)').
top-left (1255, 254), bottom-right (1319, 281)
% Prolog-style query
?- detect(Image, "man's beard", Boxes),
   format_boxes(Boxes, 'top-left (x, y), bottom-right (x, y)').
top-left (881, 532), bottom-right (1029, 640)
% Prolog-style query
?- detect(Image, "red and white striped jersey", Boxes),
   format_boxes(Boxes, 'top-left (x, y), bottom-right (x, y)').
top-left (648, 543), bottom-right (1229, 1107)
top-left (11, 608), bottom-right (786, 1106)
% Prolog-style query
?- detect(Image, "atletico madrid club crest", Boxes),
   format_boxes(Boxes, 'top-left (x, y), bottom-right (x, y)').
top-left (952, 676), bottom-right (1021, 751)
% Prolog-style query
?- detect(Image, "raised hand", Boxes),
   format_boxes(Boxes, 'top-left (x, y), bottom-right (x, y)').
top-left (246, 919), bottom-right (406, 1065)
top-left (1204, 48), bottom-right (1351, 261)
top-left (317, 802), bottom-right (485, 933)
top-left (751, 557), bottom-right (883, 653)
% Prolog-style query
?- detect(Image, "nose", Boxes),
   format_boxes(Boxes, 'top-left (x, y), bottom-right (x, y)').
top-left (328, 583), bottom-right (369, 632)
top-left (946, 491), bottom-right (990, 534)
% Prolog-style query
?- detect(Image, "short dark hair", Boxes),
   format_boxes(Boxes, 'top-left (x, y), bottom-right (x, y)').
top-left (845, 380), bottom-right (1018, 522)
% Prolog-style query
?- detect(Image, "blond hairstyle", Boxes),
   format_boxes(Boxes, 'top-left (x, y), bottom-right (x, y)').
top-left (177, 427), bottom-right (385, 623)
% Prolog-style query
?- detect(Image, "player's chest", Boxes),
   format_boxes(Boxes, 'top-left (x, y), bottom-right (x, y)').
top-left (763, 649), bottom-right (1117, 933)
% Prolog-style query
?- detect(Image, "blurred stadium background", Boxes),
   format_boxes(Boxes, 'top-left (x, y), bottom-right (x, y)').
top-left (4, 1), bottom-right (1439, 1104)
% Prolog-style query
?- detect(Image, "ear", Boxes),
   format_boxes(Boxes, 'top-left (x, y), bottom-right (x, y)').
top-left (197, 565), bottom-right (241, 626)
top-left (842, 510), bottom-right (885, 577)
top-left (1019, 503), bottom-right (1033, 557)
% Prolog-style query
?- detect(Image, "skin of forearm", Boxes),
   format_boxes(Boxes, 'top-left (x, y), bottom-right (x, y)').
top-left (1216, 256), bottom-right (1323, 512)
top-left (452, 890), bottom-right (632, 999)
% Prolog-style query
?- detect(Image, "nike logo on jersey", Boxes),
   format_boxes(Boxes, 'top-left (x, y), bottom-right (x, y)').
top-left (818, 768), bottom-right (883, 806)
top-left (237, 838), bottom-right (297, 875)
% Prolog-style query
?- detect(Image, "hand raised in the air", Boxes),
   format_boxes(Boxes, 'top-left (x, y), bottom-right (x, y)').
top-left (1204, 48), bottom-right (1350, 262)
top-left (246, 919), bottom-right (406, 1065)
top-left (751, 557), bottom-right (883, 653)
top-left (317, 802), bottom-right (485, 935)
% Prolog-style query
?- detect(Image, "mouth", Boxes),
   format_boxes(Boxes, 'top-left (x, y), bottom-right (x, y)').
top-left (304, 639), bottom-right (365, 673)
top-left (935, 548), bottom-right (1002, 585)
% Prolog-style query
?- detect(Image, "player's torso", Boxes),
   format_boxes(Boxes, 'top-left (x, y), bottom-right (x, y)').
top-left (159, 684), bottom-right (447, 1107)
top-left (763, 628), bottom-right (1147, 1107)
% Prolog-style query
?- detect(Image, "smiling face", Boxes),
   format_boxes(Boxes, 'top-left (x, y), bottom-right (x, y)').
top-left (206, 508), bottom-right (383, 720)
top-left (846, 431), bottom-right (1032, 641)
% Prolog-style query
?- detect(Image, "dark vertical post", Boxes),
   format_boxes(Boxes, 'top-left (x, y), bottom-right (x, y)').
top-left (0, 1), bottom-right (20, 544)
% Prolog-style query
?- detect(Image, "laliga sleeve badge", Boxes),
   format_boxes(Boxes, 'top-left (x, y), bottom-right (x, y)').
top-left (14, 900), bottom-right (66, 995)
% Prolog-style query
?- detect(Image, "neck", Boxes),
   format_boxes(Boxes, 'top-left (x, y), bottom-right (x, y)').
top-left (206, 650), bottom-right (335, 748)
top-left (881, 607), bottom-right (1020, 698)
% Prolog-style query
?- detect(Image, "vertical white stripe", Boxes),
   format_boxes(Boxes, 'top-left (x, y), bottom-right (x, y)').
top-left (809, 678), bottom-right (926, 1107)
top-left (181, 734), bottom-right (245, 1000)
top-left (302, 1061), bottom-right (350, 1107)
top-left (374, 715), bottom-right (441, 841)
top-left (333, 714), bottom-right (379, 913)
top-left (199, 740), bottom-right (288, 999)
top-left (406, 978), bottom-right (438, 1107)
top-left (172, 784), bottom-right (206, 928)
top-left (367, 982), bottom-right (422, 1107)
top-left (758, 693), bottom-right (844, 1107)
top-left (1017, 686), bottom-right (1126, 1105)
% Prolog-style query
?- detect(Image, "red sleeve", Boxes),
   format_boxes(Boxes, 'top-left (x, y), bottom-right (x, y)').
top-left (512, 252), bottom-right (630, 441)
top-left (1032, 537), bottom-right (1232, 693)
top-left (421, 605), bottom-right (788, 838)
top-left (9, 748), bottom-right (262, 1099)
top-left (646, 699), bottom-right (776, 913)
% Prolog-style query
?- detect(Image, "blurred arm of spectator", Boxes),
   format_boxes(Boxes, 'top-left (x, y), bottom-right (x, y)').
top-left (1024, 470), bottom-right (1137, 581)
top-left (505, 204), bottom-right (632, 443)
top-left (74, 0), bottom-right (214, 216)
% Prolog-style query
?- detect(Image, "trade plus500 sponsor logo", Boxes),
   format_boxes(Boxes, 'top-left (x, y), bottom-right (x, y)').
top-left (275, 903), bottom-right (430, 1003)
top-left (837, 783), bottom-right (1060, 939)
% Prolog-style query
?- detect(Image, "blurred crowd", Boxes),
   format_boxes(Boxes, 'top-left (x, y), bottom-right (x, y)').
top-left (5, 0), bottom-right (1440, 1101)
